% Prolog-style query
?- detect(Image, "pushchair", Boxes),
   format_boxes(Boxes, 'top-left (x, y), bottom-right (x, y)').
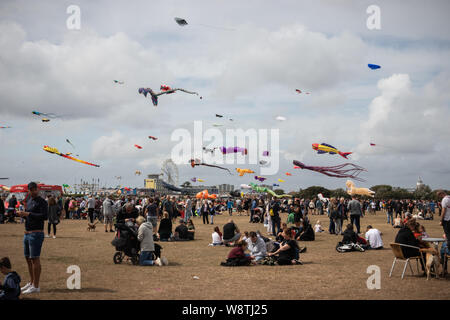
top-left (112, 222), bottom-right (162, 265)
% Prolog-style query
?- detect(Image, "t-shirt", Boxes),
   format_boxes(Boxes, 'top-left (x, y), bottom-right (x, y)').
top-left (347, 200), bottom-right (362, 216)
top-left (442, 196), bottom-right (450, 221)
top-left (25, 196), bottom-right (48, 231)
top-left (212, 232), bottom-right (222, 244)
top-left (146, 203), bottom-right (158, 217)
top-left (279, 239), bottom-right (298, 260)
top-left (175, 224), bottom-right (189, 239)
top-left (223, 222), bottom-right (237, 240)
top-left (365, 228), bottom-right (383, 249)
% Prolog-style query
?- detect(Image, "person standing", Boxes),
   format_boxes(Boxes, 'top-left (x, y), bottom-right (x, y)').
top-left (16, 182), bottom-right (48, 295)
top-left (209, 200), bottom-right (216, 225)
top-left (46, 196), bottom-right (60, 239)
top-left (227, 198), bottom-right (234, 216)
top-left (347, 196), bottom-right (363, 234)
top-left (438, 190), bottom-right (450, 249)
top-left (184, 196), bottom-right (192, 223)
top-left (102, 195), bottom-right (115, 233)
top-left (270, 198), bottom-right (281, 236)
top-left (386, 199), bottom-right (394, 225)
top-left (328, 198), bottom-right (337, 235)
top-left (0, 195), bottom-right (5, 224)
top-left (201, 200), bottom-right (209, 225)
top-left (144, 198), bottom-right (158, 232)
top-left (87, 195), bottom-right (96, 224)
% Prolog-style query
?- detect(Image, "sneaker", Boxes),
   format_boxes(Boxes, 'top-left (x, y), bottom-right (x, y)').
top-left (21, 282), bottom-right (32, 291)
top-left (155, 258), bottom-right (163, 266)
top-left (45, 235), bottom-right (50, 238)
top-left (52, 236), bottom-right (56, 239)
top-left (160, 257), bottom-right (169, 266)
top-left (299, 247), bottom-right (307, 254)
top-left (22, 286), bottom-right (40, 294)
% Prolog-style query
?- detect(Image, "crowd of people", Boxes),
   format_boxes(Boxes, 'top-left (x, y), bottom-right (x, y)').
top-left (0, 183), bottom-right (449, 300)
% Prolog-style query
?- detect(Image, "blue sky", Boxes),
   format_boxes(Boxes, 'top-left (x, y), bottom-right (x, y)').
top-left (0, 0), bottom-right (449, 191)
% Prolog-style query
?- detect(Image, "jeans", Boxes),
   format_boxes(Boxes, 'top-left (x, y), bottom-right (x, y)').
top-left (387, 211), bottom-right (394, 225)
top-left (329, 218), bottom-right (335, 234)
top-left (47, 223), bottom-right (57, 235)
top-left (228, 208), bottom-right (233, 216)
top-left (443, 220), bottom-right (450, 248)
top-left (272, 218), bottom-right (281, 236)
top-left (334, 219), bottom-right (342, 235)
top-left (202, 212), bottom-right (209, 224)
top-left (88, 208), bottom-right (95, 223)
top-left (210, 214), bottom-right (214, 224)
top-left (350, 215), bottom-right (361, 234)
top-left (139, 251), bottom-right (155, 266)
top-left (184, 208), bottom-right (191, 222)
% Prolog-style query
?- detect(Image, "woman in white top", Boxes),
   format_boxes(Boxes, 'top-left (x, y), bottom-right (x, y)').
top-left (211, 226), bottom-right (223, 246)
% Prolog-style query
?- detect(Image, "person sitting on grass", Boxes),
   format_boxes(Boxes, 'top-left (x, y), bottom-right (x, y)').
top-left (210, 226), bottom-right (223, 246)
top-left (393, 214), bottom-right (403, 228)
top-left (222, 219), bottom-right (241, 246)
top-left (246, 231), bottom-right (267, 262)
top-left (174, 219), bottom-right (193, 241)
top-left (364, 225), bottom-right (383, 250)
top-left (314, 220), bottom-right (324, 233)
top-left (277, 222), bottom-right (289, 242)
top-left (296, 219), bottom-right (315, 241)
top-left (0, 257), bottom-right (21, 300)
top-left (158, 212), bottom-right (172, 241)
top-left (187, 219), bottom-right (195, 239)
top-left (268, 228), bottom-right (302, 265)
top-left (136, 216), bottom-right (167, 266)
top-left (220, 240), bottom-right (252, 266)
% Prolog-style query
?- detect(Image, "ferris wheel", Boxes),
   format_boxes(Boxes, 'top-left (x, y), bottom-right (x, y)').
top-left (161, 159), bottom-right (179, 186)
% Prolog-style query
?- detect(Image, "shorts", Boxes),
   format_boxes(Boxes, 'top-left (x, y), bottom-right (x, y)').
top-left (23, 232), bottom-right (44, 258)
top-left (147, 216), bottom-right (158, 228)
top-left (104, 214), bottom-right (114, 224)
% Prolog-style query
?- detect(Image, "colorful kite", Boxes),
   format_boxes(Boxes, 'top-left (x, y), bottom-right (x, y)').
top-left (262, 151), bottom-right (269, 156)
top-left (32, 111), bottom-right (58, 119)
top-left (278, 179), bottom-right (285, 183)
top-left (135, 171), bottom-right (142, 176)
top-left (43, 146), bottom-right (100, 167)
top-left (191, 178), bottom-right (205, 183)
top-left (293, 160), bottom-right (366, 182)
top-left (368, 64), bottom-right (381, 70)
top-left (220, 146), bottom-right (247, 155)
top-left (249, 183), bottom-right (291, 198)
top-left (254, 176), bottom-right (267, 182)
top-left (134, 144), bottom-right (142, 149)
top-left (0, 126), bottom-right (11, 129)
top-left (148, 136), bottom-right (158, 140)
top-left (272, 184), bottom-right (280, 187)
top-left (42, 118), bottom-right (50, 122)
top-left (346, 180), bottom-right (375, 198)
top-left (139, 86), bottom-right (201, 106)
top-left (285, 172), bottom-right (292, 176)
top-left (189, 159), bottom-right (232, 175)
top-left (312, 143), bottom-right (352, 159)
top-left (236, 168), bottom-right (254, 176)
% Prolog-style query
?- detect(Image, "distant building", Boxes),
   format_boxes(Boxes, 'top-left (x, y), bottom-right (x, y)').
top-left (218, 184), bottom-right (234, 194)
top-left (145, 174), bottom-right (170, 195)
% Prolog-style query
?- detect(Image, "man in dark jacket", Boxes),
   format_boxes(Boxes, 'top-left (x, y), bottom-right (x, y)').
top-left (116, 203), bottom-right (139, 224)
top-left (16, 182), bottom-right (48, 295)
top-left (395, 220), bottom-right (425, 271)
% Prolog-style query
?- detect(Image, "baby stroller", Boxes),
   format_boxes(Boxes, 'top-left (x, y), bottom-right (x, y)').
top-left (112, 222), bottom-right (162, 265)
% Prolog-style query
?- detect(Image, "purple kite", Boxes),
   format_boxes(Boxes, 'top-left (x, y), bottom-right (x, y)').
top-left (220, 147), bottom-right (247, 155)
top-left (262, 151), bottom-right (269, 156)
top-left (254, 176), bottom-right (267, 182)
top-left (293, 160), bottom-right (367, 182)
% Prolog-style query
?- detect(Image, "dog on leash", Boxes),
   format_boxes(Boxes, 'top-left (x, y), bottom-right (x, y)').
top-left (425, 252), bottom-right (441, 280)
top-left (87, 220), bottom-right (99, 232)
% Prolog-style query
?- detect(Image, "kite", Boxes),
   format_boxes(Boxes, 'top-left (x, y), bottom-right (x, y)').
top-left (148, 136), bottom-right (158, 140)
top-left (240, 184), bottom-right (251, 189)
top-left (293, 160), bottom-right (366, 182)
top-left (285, 172), bottom-right (292, 176)
top-left (134, 144), bottom-right (142, 149)
top-left (42, 118), bottom-right (50, 122)
top-left (220, 147), bottom-right (247, 155)
top-left (113, 80), bottom-right (124, 84)
top-left (370, 143), bottom-right (376, 146)
top-left (236, 168), bottom-right (254, 176)
top-left (139, 86), bottom-right (201, 106)
top-left (195, 189), bottom-right (217, 200)
top-left (0, 126), bottom-right (11, 129)
top-left (249, 183), bottom-right (291, 198)
top-left (32, 111), bottom-right (58, 119)
top-left (212, 124), bottom-right (223, 127)
top-left (215, 114), bottom-right (233, 121)
top-left (346, 180), bottom-right (375, 198)
top-left (189, 159), bottom-right (232, 174)
top-left (191, 178), bottom-right (205, 183)
top-left (278, 179), bottom-right (285, 183)
top-left (312, 143), bottom-right (352, 159)
top-left (259, 160), bottom-right (268, 165)
top-left (0, 185), bottom-right (10, 191)
top-left (254, 176), bottom-right (267, 182)
top-left (272, 184), bottom-right (280, 187)
top-left (66, 139), bottom-right (75, 149)
top-left (295, 89), bottom-right (310, 94)
top-left (43, 145), bottom-right (100, 167)
top-left (368, 64), bottom-right (381, 70)
top-left (174, 17), bottom-right (188, 26)
top-left (135, 171), bottom-right (142, 176)
top-left (294, 166), bottom-right (300, 169)
top-left (203, 147), bottom-right (217, 154)
top-left (262, 151), bottom-right (269, 156)
top-left (276, 116), bottom-right (286, 121)
top-left (318, 193), bottom-right (329, 203)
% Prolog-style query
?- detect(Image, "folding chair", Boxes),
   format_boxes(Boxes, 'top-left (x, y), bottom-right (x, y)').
top-left (389, 243), bottom-right (424, 279)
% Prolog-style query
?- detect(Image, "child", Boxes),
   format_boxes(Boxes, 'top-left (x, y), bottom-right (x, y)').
top-left (0, 257), bottom-right (21, 300)
top-left (314, 220), bottom-right (324, 233)
top-left (419, 225), bottom-right (429, 239)
top-left (393, 214), bottom-right (402, 228)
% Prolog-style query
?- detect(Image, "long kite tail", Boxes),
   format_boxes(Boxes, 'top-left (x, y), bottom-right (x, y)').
top-left (201, 163), bottom-right (232, 175)
top-left (173, 88), bottom-right (199, 95)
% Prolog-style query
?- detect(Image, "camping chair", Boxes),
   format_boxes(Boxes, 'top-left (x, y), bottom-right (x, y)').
top-left (389, 243), bottom-right (424, 279)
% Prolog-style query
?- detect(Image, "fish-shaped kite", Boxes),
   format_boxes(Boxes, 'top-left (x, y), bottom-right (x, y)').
top-left (0, 126), bottom-right (11, 129)
top-left (312, 143), bottom-right (352, 159)
top-left (191, 178), bottom-right (205, 183)
top-left (278, 179), bottom-right (285, 183)
top-left (32, 110), bottom-right (58, 119)
top-left (134, 144), bottom-right (142, 149)
top-left (254, 176), bottom-right (266, 182)
top-left (293, 160), bottom-right (366, 182)
top-left (236, 168), bottom-right (254, 176)
top-left (43, 145), bottom-right (100, 167)
top-left (285, 172), bottom-right (292, 176)
top-left (139, 85), bottom-right (201, 106)
top-left (190, 159), bottom-right (232, 175)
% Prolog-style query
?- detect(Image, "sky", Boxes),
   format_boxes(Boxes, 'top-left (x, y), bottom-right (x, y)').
top-left (0, 0), bottom-right (449, 192)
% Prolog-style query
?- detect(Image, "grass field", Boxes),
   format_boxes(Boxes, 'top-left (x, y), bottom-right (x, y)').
top-left (0, 211), bottom-right (449, 300)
